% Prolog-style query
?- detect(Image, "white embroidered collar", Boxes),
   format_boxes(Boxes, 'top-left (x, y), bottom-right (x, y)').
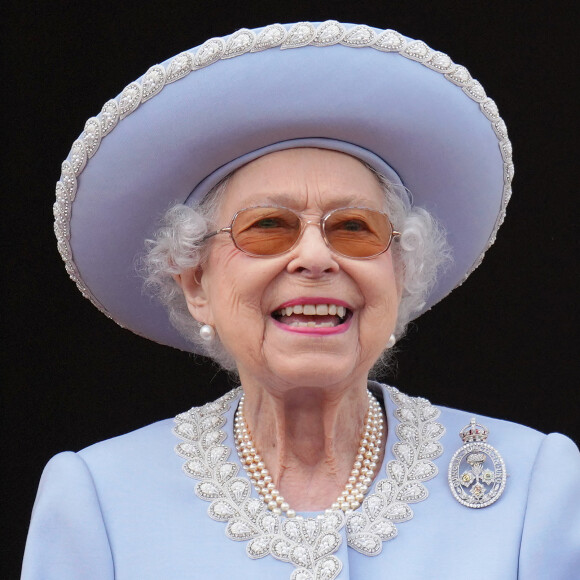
top-left (173, 385), bottom-right (445, 580)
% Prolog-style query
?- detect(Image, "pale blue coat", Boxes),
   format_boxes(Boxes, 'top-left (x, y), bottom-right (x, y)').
top-left (22, 384), bottom-right (580, 579)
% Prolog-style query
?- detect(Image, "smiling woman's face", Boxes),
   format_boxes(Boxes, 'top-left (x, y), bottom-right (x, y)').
top-left (182, 148), bottom-right (401, 391)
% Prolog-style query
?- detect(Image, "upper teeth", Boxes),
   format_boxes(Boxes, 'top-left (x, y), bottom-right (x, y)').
top-left (277, 304), bottom-right (347, 317)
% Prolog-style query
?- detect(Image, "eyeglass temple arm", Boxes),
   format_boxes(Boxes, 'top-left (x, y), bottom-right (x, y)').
top-left (200, 226), bottom-right (233, 243)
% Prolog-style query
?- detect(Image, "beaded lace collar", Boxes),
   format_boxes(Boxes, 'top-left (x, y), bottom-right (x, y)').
top-left (174, 386), bottom-right (445, 580)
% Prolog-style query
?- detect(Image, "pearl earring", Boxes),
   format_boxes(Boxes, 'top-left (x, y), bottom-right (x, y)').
top-left (199, 324), bottom-right (215, 342)
top-left (386, 334), bottom-right (396, 348)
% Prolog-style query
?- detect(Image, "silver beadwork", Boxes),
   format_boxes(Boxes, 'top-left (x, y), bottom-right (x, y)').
top-left (341, 25), bottom-right (376, 47)
top-left (282, 22), bottom-right (317, 49)
top-left (119, 82), bottom-right (142, 119)
top-left (141, 65), bottom-right (166, 101)
top-left (194, 38), bottom-right (225, 69)
top-left (173, 386), bottom-right (444, 575)
top-left (82, 117), bottom-right (101, 158)
top-left (252, 24), bottom-right (287, 51)
top-left (100, 100), bottom-right (119, 136)
top-left (224, 29), bottom-right (256, 58)
top-left (311, 20), bottom-right (346, 47)
top-left (165, 52), bottom-right (194, 83)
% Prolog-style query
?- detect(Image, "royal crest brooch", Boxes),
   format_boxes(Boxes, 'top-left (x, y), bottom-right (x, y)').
top-left (448, 418), bottom-right (506, 508)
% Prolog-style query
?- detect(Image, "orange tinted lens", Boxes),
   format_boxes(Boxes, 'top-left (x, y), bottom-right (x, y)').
top-left (231, 207), bottom-right (301, 256)
top-left (324, 208), bottom-right (392, 257)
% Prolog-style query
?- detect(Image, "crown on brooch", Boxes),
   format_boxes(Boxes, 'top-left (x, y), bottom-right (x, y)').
top-left (459, 418), bottom-right (489, 443)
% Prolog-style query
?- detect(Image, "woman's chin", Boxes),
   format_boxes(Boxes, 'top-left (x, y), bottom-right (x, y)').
top-left (258, 347), bottom-right (371, 390)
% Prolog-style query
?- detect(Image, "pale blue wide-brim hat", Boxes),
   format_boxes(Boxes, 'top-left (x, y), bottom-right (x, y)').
top-left (54, 21), bottom-right (513, 352)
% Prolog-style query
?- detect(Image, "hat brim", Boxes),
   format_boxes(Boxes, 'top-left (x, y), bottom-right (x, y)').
top-left (54, 21), bottom-right (512, 352)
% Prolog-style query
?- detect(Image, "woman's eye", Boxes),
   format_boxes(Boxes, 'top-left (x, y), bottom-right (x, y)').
top-left (253, 218), bottom-right (285, 229)
top-left (338, 219), bottom-right (369, 232)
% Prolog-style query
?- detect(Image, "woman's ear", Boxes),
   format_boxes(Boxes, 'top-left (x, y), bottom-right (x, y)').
top-left (173, 267), bottom-right (212, 324)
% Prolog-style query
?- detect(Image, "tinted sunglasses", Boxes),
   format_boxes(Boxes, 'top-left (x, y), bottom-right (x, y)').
top-left (201, 206), bottom-right (400, 259)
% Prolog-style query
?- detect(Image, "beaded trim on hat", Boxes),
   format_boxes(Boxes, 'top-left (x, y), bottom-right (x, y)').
top-left (54, 20), bottom-right (513, 328)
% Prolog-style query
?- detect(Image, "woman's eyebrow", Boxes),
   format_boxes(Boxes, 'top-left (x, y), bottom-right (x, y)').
top-left (250, 192), bottom-right (363, 208)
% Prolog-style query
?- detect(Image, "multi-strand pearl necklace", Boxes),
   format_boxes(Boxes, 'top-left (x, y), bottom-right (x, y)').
top-left (234, 390), bottom-right (384, 518)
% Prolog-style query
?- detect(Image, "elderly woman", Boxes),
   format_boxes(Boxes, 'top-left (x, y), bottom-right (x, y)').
top-left (23, 22), bottom-right (579, 579)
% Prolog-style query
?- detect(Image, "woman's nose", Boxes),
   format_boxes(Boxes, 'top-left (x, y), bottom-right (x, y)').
top-left (286, 222), bottom-right (340, 276)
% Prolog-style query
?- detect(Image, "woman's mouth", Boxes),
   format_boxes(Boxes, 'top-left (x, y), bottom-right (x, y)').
top-left (271, 303), bottom-right (352, 328)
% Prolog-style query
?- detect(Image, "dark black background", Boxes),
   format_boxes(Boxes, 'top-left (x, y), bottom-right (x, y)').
top-left (4, 1), bottom-right (578, 577)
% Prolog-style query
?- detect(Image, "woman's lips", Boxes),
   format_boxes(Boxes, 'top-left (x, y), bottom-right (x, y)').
top-left (272, 316), bottom-right (352, 335)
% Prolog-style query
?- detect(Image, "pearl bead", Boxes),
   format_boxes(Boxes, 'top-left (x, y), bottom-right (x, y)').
top-left (199, 324), bottom-right (215, 341)
top-left (286, 509), bottom-right (296, 518)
